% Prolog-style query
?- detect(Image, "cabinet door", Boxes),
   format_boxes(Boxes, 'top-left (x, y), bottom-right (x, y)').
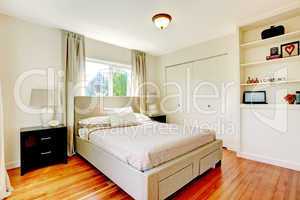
top-left (21, 134), bottom-right (39, 174)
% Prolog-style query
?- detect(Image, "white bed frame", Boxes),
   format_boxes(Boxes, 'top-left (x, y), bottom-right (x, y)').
top-left (74, 96), bottom-right (223, 200)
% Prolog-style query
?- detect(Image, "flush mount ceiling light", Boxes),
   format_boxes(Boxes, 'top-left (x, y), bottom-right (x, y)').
top-left (152, 13), bottom-right (172, 30)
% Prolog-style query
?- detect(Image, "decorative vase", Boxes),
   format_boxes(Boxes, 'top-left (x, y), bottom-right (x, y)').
top-left (284, 94), bottom-right (296, 104)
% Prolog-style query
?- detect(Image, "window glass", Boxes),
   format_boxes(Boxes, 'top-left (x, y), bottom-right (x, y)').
top-left (86, 59), bottom-right (131, 96)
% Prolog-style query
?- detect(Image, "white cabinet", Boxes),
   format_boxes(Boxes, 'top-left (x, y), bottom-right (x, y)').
top-left (240, 105), bottom-right (300, 170)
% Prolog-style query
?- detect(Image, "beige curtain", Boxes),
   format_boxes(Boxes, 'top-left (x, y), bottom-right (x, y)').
top-left (132, 50), bottom-right (147, 113)
top-left (64, 31), bottom-right (86, 156)
top-left (0, 82), bottom-right (13, 199)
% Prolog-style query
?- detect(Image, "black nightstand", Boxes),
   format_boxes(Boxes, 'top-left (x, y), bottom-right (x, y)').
top-left (20, 125), bottom-right (67, 175)
top-left (148, 114), bottom-right (167, 123)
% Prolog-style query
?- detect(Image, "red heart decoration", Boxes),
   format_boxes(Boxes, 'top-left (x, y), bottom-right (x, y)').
top-left (285, 44), bottom-right (295, 55)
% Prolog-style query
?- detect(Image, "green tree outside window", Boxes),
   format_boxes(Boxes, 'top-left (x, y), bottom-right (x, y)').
top-left (113, 71), bottom-right (128, 96)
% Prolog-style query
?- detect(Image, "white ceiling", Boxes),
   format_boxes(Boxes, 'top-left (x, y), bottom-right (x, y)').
top-left (0, 0), bottom-right (299, 55)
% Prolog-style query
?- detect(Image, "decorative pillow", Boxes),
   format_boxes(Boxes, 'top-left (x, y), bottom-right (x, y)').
top-left (104, 107), bottom-right (133, 115)
top-left (134, 113), bottom-right (152, 124)
top-left (110, 112), bottom-right (140, 128)
top-left (78, 116), bottom-right (110, 128)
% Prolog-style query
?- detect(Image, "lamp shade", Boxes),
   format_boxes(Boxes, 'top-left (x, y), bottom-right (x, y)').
top-left (146, 91), bottom-right (158, 104)
top-left (30, 89), bottom-right (55, 108)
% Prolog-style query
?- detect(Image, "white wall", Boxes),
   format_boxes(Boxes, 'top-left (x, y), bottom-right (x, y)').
top-left (158, 35), bottom-right (240, 150)
top-left (86, 37), bottom-right (132, 65)
top-left (0, 14), bottom-right (63, 168)
top-left (0, 14), bottom-right (159, 168)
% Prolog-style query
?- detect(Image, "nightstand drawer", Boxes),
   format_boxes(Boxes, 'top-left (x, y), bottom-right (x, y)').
top-left (39, 150), bottom-right (55, 164)
top-left (39, 135), bottom-right (53, 142)
top-left (39, 133), bottom-right (56, 152)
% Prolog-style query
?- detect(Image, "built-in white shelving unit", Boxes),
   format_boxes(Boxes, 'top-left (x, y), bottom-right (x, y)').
top-left (239, 9), bottom-right (300, 104)
top-left (237, 8), bottom-right (300, 171)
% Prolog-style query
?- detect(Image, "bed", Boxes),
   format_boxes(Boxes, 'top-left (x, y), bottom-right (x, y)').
top-left (74, 96), bottom-right (222, 200)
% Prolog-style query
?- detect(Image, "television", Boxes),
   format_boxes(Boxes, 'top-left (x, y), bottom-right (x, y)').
top-left (243, 91), bottom-right (267, 104)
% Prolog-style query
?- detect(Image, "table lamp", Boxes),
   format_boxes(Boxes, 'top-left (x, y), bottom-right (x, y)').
top-left (30, 89), bottom-right (59, 127)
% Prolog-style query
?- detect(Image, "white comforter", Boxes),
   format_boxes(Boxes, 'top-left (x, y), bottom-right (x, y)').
top-left (86, 122), bottom-right (215, 171)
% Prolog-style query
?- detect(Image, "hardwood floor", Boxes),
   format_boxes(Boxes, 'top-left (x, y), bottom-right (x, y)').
top-left (7, 150), bottom-right (300, 200)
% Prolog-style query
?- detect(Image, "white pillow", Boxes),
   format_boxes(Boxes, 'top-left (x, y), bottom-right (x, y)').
top-left (78, 116), bottom-right (110, 128)
top-left (104, 107), bottom-right (133, 115)
top-left (134, 113), bottom-right (152, 124)
top-left (110, 113), bottom-right (140, 128)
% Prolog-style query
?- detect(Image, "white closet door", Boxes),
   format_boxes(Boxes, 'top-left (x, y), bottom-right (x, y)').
top-left (188, 55), bottom-right (237, 150)
top-left (163, 54), bottom-right (238, 150)
top-left (164, 64), bottom-right (188, 124)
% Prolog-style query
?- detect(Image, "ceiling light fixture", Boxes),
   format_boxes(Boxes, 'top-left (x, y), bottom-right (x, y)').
top-left (152, 13), bottom-right (172, 30)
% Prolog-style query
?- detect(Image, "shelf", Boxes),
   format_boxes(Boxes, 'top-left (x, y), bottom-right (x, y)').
top-left (240, 104), bottom-right (300, 110)
top-left (240, 55), bottom-right (300, 67)
top-left (240, 30), bottom-right (300, 49)
top-left (240, 80), bottom-right (300, 86)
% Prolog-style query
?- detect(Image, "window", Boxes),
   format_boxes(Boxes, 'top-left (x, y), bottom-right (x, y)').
top-left (85, 59), bottom-right (131, 96)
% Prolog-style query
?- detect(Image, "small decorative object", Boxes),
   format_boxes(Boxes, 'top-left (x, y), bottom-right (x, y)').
top-left (281, 41), bottom-right (299, 58)
top-left (296, 91), bottom-right (300, 104)
top-left (284, 94), bottom-right (296, 104)
top-left (48, 120), bottom-right (60, 127)
top-left (270, 47), bottom-right (279, 56)
top-left (255, 78), bottom-right (259, 83)
top-left (247, 77), bottom-right (251, 84)
top-left (261, 25), bottom-right (285, 39)
top-left (266, 47), bottom-right (281, 60)
top-left (269, 77), bottom-right (275, 82)
top-left (277, 77), bottom-right (286, 81)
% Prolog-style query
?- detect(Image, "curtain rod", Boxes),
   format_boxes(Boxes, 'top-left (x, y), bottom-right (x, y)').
top-left (164, 53), bottom-right (228, 68)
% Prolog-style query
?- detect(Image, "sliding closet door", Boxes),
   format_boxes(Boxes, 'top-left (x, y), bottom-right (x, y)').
top-left (188, 55), bottom-right (237, 149)
top-left (164, 64), bottom-right (188, 124)
top-left (163, 54), bottom-right (238, 150)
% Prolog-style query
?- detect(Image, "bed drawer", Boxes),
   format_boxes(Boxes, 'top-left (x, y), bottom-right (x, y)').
top-left (159, 164), bottom-right (193, 200)
top-left (199, 150), bottom-right (221, 175)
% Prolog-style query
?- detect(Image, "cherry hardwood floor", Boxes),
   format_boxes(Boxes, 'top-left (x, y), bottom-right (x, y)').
top-left (7, 150), bottom-right (300, 200)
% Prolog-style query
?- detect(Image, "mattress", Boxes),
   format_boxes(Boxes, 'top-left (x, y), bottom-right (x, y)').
top-left (81, 122), bottom-right (215, 171)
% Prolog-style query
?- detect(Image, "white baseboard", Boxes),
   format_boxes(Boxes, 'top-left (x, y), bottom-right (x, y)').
top-left (223, 145), bottom-right (236, 152)
top-left (6, 161), bottom-right (20, 170)
top-left (238, 152), bottom-right (300, 171)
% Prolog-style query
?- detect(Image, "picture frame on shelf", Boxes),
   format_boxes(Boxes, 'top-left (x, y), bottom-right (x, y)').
top-left (270, 47), bottom-right (279, 56)
top-left (280, 41), bottom-right (299, 58)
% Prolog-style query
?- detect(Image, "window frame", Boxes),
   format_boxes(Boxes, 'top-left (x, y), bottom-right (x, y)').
top-left (85, 58), bottom-right (132, 97)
